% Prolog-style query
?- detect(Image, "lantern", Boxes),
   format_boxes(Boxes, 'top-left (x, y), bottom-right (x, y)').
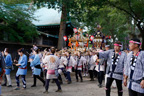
top-left (106, 35), bottom-right (108, 39)
top-left (63, 36), bottom-right (67, 41)
top-left (109, 36), bottom-right (111, 39)
top-left (90, 35), bottom-right (94, 41)
top-left (73, 28), bottom-right (78, 33)
top-left (86, 34), bottom-right (89, 37)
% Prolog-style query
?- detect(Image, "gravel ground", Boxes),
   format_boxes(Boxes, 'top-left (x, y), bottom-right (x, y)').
top-left (1, 71), bottom-right (128, 96)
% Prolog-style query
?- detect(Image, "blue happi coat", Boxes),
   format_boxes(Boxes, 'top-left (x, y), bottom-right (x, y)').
top-left (30, 54), bottom-right (41, 75)
top-left (16, 54), bottom-right (27, 76)
top-left (0, 52), bottom-right (5, 73)
top-left (5, 54), bottom-right (12, 75)
top-left (124, 51), bottom-right (144, 93)
top-left (99, 49), bottom-right (127, 80)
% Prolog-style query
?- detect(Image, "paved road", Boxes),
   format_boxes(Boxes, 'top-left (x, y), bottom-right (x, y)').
top-left (1, 72), bottom-right (128, 96)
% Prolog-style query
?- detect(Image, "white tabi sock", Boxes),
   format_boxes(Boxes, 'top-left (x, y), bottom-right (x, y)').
top-left (6, 75), bottom-right (12, 85)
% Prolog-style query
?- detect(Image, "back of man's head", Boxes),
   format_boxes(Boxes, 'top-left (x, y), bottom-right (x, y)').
top-left (51, 47), bottom-right (55, 54)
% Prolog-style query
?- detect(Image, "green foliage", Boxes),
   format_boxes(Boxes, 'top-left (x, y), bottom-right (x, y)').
top-left (1, 0), bottom-right (143, 48)
top-left (70, 3), bottom-right (129, 42)
top-left (68, 0), bottom-right (144, 49)
top-left (1, 0), bottom-right (31, 5)
top-left (0, 2), bottom-right (38, 43)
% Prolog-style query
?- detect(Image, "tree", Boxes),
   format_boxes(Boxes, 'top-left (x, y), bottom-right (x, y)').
top-left (76, 0), bottom-right (144, 49)
top-left (33, 0), bottom-right (76, 50)
top-left (105, 0), bottom-right (144, 49)
top-left (0, 1), bottom-right (38, 43)
top-left (1, 0), bottom-right (79, 49)
top-left (68, 0), bottom-right (144, 49)
top-left (1, 0), bottom-right (31, 5)
top-left (70, 2), bottom-right (130, 47)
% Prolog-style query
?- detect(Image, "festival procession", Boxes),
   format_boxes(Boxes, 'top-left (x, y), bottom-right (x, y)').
top-left (0, 0), bottom-right (144, 96)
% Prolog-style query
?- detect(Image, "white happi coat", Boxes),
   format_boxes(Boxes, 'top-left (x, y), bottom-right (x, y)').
top-left (89, 55), bottom-right (97, 70)
top-left (43, 55), bottom-right (60, 79)
top-left (59, 56), bottom-right (67, 68)
top-left (41, 56), bottom-right (47, 70)
top-left (58, 56), bottom-right (67, 74)
top-left (85, 55), bottom-right (90, 64)
top-left (95, 58), bottom-right (105, 72)
top-left (76, 56), bottom-right (87, 70)
top-left (66, 56), bottom-right (76, 72)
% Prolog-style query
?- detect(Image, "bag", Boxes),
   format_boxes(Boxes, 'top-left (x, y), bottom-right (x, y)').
top-left (35, 65), bottom-right (41, 69)
top-left (5, 66), bottom-right (12, 69)
top-left (11, 65), bottom-right (14, 70)
top-left (55, 69), bottom-right (59, 77)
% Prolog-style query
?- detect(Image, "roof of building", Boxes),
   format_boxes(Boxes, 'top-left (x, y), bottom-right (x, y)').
top-left (32, 7), bottom-right (62, 26)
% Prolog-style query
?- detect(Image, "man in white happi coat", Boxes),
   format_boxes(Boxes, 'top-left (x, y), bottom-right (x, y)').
top-left (74, 52), bottom-right (87, 82)
top-left (65, 52), bottom-right (76, 84)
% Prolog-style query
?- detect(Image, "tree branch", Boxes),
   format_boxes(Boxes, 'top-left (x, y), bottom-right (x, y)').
top-left (136, 21), bottom-right (143, 32)
top-left (107, 1), bottom-right (137, 21)
top-left (128, 1), bottom-right (140, 22)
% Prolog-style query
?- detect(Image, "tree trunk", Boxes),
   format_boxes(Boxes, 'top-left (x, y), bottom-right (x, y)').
top-left (141, 31), bottom-right (144, 50)
top-left (136, 22), bottom-right (144, 49)
top-left (57, 4), bottom-right (67, 50)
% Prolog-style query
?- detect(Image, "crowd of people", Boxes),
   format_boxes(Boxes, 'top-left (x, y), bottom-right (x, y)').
top-left (0, 38), bottom-right (144, 96)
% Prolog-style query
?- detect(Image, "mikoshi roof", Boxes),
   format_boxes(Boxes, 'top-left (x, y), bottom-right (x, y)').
top-left (70, 28), bottom-right (89, 42)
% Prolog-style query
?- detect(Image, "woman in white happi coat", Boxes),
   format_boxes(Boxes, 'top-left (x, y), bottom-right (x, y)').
top-left (89, 52), bottom-right (97, 81)
top-left (41, 52), bottom-right (51, 79)
top-left (95, 49), bottom-right (105, 88)
top-left (83, 52), bottom-right (89, 76)
top-left (43, 48), bottom-right (62, 93)
top-left (58, 53), bottom-right (67, 84)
